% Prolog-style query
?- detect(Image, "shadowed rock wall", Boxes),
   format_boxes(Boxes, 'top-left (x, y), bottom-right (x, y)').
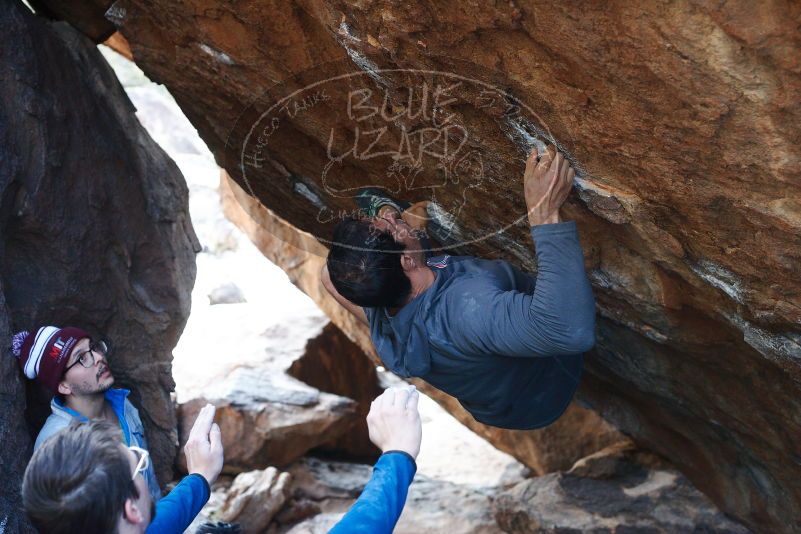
top-left (288, 322), bottom-right (384, 460)
top-left (0, 4), bottom-right (198, 527)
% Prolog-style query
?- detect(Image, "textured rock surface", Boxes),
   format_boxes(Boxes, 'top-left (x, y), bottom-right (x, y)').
top-left (178, 366), bottom-right (358, 473)
top-left (284, 457), bottom-right (503, 534)
top-left (218, 467), bottom-right (292, 532)
top-left (421, 379), bottom-right (627, 476)
top-left (494, 453), bottom-right (751, 533)
top-left (173, 277), bottom-right (363, 472)
top-left (288, 322), bottom-right (383, 460)
top-left (0, 4), bottom-right (197, 520)
top-left (28, 0), bottom-right (116, 41)
top-left (222, 172), bottom-right (625, 473)
top-left (36, 1), bottom-right (801, 530)
top-left (189, 453), bottom-right (514, 533)
top-left (0, 292), bottom-right (35, 533)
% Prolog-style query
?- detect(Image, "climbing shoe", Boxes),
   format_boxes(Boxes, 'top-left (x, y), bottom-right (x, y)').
top-left (354, 187), bottom-right (411, 219)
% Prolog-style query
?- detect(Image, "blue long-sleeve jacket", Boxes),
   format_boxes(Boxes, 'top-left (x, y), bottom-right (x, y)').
top-left (35, 389), bottom-right (162, 504)
top-left (330, 452), bottom-right (417, 533)
top-left (146, 474), bottom-right (210, 534)
top-left (365, 221), bottom-right (596, 429)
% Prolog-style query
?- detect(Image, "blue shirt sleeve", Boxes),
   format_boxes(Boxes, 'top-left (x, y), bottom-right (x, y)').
top-left (330, 451), bottom-right (417, 534)
top-left (453, 221), bottom-right (596, 357)
top-left (146, 474), bottom-right (210, 534)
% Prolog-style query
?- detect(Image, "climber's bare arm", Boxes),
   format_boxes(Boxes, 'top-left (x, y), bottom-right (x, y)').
top-left (321, 264), bottom-right (369, 326)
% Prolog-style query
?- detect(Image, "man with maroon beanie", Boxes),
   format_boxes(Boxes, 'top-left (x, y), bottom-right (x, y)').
top-left (12, 325), bottom-right (162, 502)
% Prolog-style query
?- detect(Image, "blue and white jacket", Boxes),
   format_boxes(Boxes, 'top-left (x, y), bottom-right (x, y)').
top-left (34, 388), bottom-right (162, 503)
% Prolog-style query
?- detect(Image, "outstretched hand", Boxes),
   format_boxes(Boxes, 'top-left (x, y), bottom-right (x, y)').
top-left (184, 403), bottom-right (224, 486)
top-left (366, 386), bottom-right (422, 460)
top-left (523, 144), bottom-right (575, 226)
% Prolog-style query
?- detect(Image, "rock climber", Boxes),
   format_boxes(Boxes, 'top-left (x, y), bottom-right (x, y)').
top-left (322, 145), bottom-right (596, 430)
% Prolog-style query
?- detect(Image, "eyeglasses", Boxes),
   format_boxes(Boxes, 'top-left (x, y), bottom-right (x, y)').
top-left (130, 446), bottom-right (150, 480)
top-left (64, 339), bottom-right (110, 373)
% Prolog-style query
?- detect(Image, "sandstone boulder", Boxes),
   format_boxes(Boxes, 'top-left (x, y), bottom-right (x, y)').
top-left (287, 322), bottom-right (383, 460)
top-left (188, 455), bottom-right (508, 533)
top-left (32, 1), bottom-right (801, 530)
top-left (285, 457), bottom-right (503, 534)
top-left (178, 367), bottom-right (358, 472)
top-left (218, 467), bottom-right (292, 533)
top-left (494, 452), bottom-right (751, 533)
top-left (172, 269), bottom-right (374, 470)
top-left (566, 440), bottom-right (664, 480)
top-left (287, 457), bottom-right (373, 502)
top-left (0, 7), bottom-right (197, 526)
top-left (174, 272), bottom-right (366, 473)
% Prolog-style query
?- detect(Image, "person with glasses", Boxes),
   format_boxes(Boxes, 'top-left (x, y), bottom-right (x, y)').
top-left (22, 404), bottom-right (224, 534)
top-left (12, 325), bottom-right (161, 502)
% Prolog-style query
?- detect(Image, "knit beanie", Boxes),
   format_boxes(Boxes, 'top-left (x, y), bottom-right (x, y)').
top-left (11, 326), bottom-right (90, 393)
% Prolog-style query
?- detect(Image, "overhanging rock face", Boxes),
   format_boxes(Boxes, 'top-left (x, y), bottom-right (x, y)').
top-left (34, 1), bottom-right (800, 531)
top-left (220, 171), bottom-right (627, 476)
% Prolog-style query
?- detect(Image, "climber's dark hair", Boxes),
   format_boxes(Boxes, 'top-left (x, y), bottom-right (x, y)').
top-left (327, 217), bottom-right (412, 308)
top-left (22, 420), bottom-right (139, 534)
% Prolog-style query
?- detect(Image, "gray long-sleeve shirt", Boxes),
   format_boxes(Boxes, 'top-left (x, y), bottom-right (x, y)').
top-left (365, 221), bottom-right (596, 429)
